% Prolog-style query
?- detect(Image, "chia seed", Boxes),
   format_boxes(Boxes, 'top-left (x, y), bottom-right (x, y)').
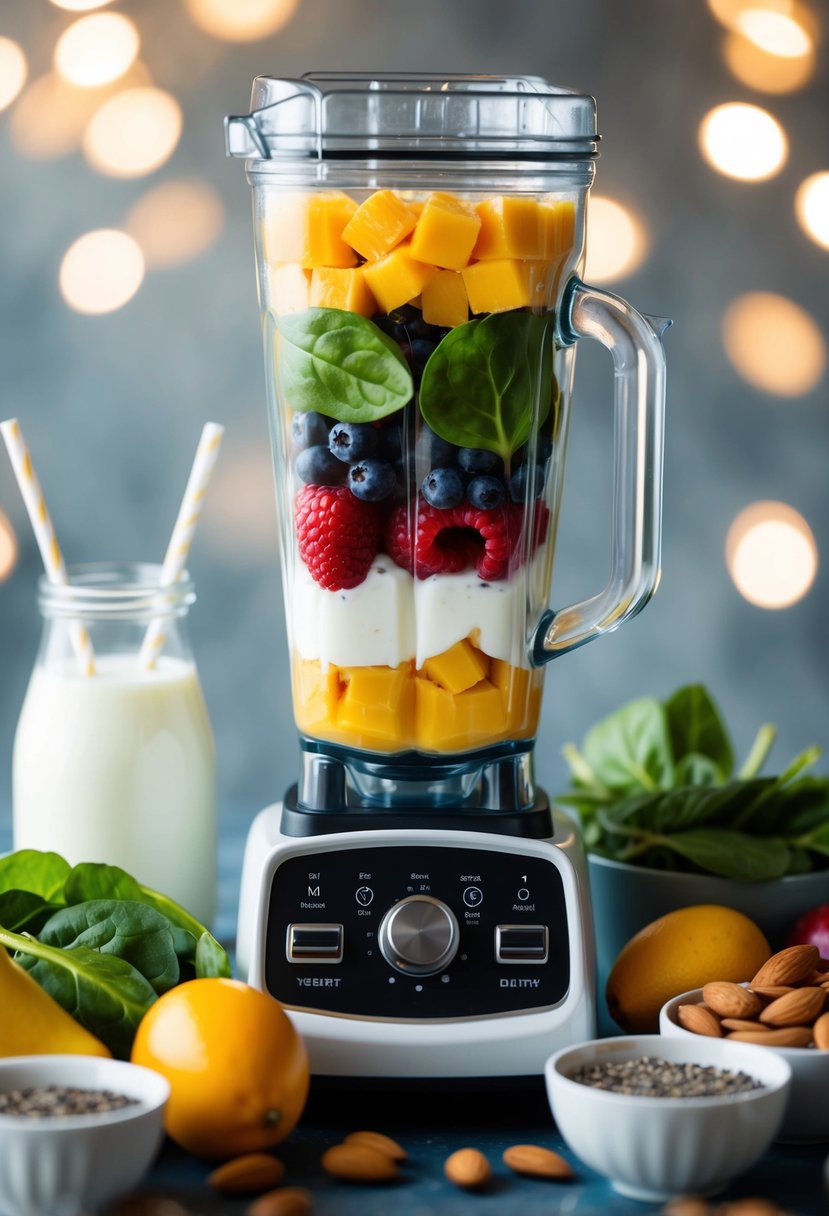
top-left (570, 1057), bottom-right (763, 1098)
top-left (0, 1086), bottom-right (139, 1119)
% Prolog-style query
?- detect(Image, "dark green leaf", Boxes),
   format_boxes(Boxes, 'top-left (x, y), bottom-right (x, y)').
top-left (0, 850), bottom-right (69, 901)
top-left (665, 684), bottom-right (733, 778)
top-left (797, 822), bottom-right (829, 859)
top-left (36, 900), bottom-right (179, 994)
top-left (0, 890), bottom-right (60, 935)
top-left (273, 307), bottom-right (413, 422)
top-left (419, 311), bottom-right (554, 461)
top-left (660, 828), bottom-right (791, 881)
top-left (195, 930), bottom-right (232, 978)
top-left (673, 753), bottom-right (723, 787)
top-left (598, 779), bottom-right (775, 836)
top-left (582, 697), bottom-right (674, 793)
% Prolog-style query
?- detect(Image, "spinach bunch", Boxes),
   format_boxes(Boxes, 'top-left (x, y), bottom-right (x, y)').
top-left (0, 850), bottom-right (231, 1058)
top-left (559, 684), bottom-right (829, 881)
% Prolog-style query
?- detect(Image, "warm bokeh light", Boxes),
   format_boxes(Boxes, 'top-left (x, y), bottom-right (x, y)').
top-left (0, 512), bottom-right (18, 582)
top-left (9, 64), bottom-right (152, 160)
top-left (736, 8), bottom-right (813, 55)
top-left (699, 103), bottom-right (787, 180)
top-left (723, 292), bottom-right (826, 396)
top-left (584, 196), bottom-right (647, 283)
top-left (183, 0), bottom-right (299, 41)
top-left (708, 0), bottom-right (755, 26)
top-left (124, 179), bottom-right (225, 268)
top-left (0, 37), bottom-right (27, 113)
top-left (50, 0), bottom-right (115, 9)
top-left (723, 31), bottom-right (815, 92)
top-left (83, 87), bottom-right (182, 178)
top-left (54, 13), bottom-right (139, 88)
top-left (795, 173), bottom-right (829, 251)
top-left (726, 502), bottom-right (818, 608)
top-left (59, 229), bottom-right (145, 314)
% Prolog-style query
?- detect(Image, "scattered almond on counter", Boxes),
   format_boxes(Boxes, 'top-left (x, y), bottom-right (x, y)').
top-left (342, 1130), bottom-right (407, 1161)
top-left (444, 1147), bottom-right (492, 1189)
top-left (663, 1196), bottom-right (792, 1215)
top-left (247, 1187), bottom-right (313, 1216)
top-left (321, 1142), bottom-right (400, 1183)
top-left (208, 1154), bottom-right (285, 1194)
top-left (502, 1143), bottom-right (573, 1179)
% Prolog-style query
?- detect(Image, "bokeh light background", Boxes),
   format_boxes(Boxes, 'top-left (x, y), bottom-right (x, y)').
top-left (0, 0), bottom-right (827, 829)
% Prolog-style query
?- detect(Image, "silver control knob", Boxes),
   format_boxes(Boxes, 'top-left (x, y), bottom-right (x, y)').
top-left (379, 895), bottom-right (460, 977)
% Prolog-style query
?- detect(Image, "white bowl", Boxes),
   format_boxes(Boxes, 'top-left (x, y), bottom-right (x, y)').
top-left (0, 1055), bottom-right (169, 1216)
top-left (661, 986), bottom-right (829, 1142)
top-left (545, 1034), bottom-right (790, 1201)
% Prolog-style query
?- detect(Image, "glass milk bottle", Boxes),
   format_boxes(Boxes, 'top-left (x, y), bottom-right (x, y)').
top-left (12, 564), bottom-right (217, 925)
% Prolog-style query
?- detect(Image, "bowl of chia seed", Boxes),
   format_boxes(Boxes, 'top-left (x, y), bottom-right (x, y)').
top-left (0, 1055), bottom-right (169, 1216)
top-left (545, 1034), bottom-right (791, 1202)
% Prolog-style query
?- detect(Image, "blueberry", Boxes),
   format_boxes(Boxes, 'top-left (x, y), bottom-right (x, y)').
top-left (515, 435), bottom-right (553, 466)
top-left (509, 463), bottom-right (546, 503)
top-left (421, 466), bottom-right (465, 510)
top-left (329, 421), bottom-right (378, 464)
top-left (420, 425), bottom-right (457, 468)
top-left (348, 459), bottom-right (396, 502)
top-left (291, 410), bottom-right (331, 450)
top-left (411, 338), bottom-right (438, 377)
top-left (371, 313), bottom-right (404, 340)
top-left (295, 445), bottom-right (347, 486)
top-left (467, 475), bottom-right (505, 510)
top-left (377, 423), bottom-right (404, 462)
top-left (458, 447), bottom-right (500, 475)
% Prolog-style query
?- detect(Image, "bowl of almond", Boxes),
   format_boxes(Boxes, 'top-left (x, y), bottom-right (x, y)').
top-left (660, 943), bottom-right (829, 1142)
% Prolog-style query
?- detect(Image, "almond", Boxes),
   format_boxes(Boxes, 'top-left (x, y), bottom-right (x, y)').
top-left (758, 986), bottom-right (824, 1027)
top-left (751, 986), bottom-right (795, 1001)
top-left (751, 944), bottom-right (819, 988)
top-left (247, 1189), bottom-right (312, 1216)
top-left (677, 1004), bottom-right (722, 1037)
top-left (321, 1143), bottom-right (399, 1183)
top-left (343, 1130), bottom-right (407, 1162)
top-left (444, 1148), bottom-right (491, 1189)
top-left (702, 981), bottom-right (762, 1020)
top-left (727, 1027), bottom-right (813, 1047)
top-left (813, 1011), bottom-right (829, 1050)
top-left (721, 1017), bottom-right (766, 1032)
top-left (663, 1200), bottom-right (714, 1216)
top-left (502, 1144), bottom-right (573, 1179)
top-left (720, 1200), bottom-right (791, 1216)
top-left (208, 1154), bottom-right (285, 1194)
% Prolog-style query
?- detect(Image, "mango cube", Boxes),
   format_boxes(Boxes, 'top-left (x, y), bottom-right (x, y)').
top-left (472, 197), bottom-right (542, 260)
top-left (310, 266), bottom-right (376, 317)
top-left (342, 190), bottom-right (418, 261)
top-left (422, 271), bottom-right (469, 328)
top-left (415, 676), bottom-right (506, 752)
top-left (292, 658), bottom-right (342, 737)
top-left (363, 244), bottom-right (437, 313)
top-left (539, 200), bottom-right (576, 259)
top-left (336, 663), bottom-right (414, 748)
top-left (264, 192), bottom-right (358, 269)
top-left (268, 263), bottom-right (311, 314)
top-left (423, 639), bottom-right (489, 694)
top-left (490, 659), bottom-right (542, 738)
top-left (409, 192), bottom-right (481, 270)
top-left (461, 258), bottom-right (532, 314)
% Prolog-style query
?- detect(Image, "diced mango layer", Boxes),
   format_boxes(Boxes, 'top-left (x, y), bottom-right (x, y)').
top-left (423, 638), bottom-right (489, 694)
top-left (292, 659), bottom-right (342, 738)
top-left (539, 201), bottom-right (576, 259)
top-left (342, 190), bottom-right (418, 261)
top-left (337, 663), bottom-right (415, 748)
top-left (265, 192), bottom-right (358, 269)
top-left (363, 244), bottom-right (437, 313)
top-left (415, 677), bottom-right (506, 752)
top-left (309, 267), bottom-right (376, 317)
top-left (268, 263), bottom-right (311, 314)
top-left (491, 658), bottom-right (543, 737)
top-left (473, 197), bottom-right (544, 260)
top-left (461, 258), bottom-right (533, 314)
top-left (421, 270), bottom-right (469, 328)
top-left (409, 193), bottom-right (482, 270)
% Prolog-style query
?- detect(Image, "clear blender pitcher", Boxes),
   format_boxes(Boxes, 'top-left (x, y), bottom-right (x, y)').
top-left (226, 72), bottom-right (666, 811)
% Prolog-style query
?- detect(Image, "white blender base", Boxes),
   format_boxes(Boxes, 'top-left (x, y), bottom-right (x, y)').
top-left (237, 805), bottom-right (596, 1079)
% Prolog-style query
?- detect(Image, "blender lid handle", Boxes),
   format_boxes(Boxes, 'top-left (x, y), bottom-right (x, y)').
top-left (531, 276), bottom-right (668, 664)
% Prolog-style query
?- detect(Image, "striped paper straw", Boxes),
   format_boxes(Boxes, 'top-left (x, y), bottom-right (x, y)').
top-left (1, 417), bottom-right (95, 675)
top-left (139, 422), bottom-right (224, 669)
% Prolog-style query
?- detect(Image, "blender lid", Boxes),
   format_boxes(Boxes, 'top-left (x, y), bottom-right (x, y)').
top-left (224, 72), bottom-right (598, 160)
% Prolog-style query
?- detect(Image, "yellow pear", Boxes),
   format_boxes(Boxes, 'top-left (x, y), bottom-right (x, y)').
top-left (0, 946), bottom-right (110, 1058)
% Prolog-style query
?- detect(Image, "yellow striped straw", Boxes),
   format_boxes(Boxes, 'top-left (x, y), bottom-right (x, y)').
top-left (1, 417), bottom-right (95, 676)
top-left (139, 422), bottom-right (224, 669)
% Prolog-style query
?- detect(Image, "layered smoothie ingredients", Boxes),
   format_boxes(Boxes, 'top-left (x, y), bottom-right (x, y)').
top-left (262, 188), bottom-right (579, 755)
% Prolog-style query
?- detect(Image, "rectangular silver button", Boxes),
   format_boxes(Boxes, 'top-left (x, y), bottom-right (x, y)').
top-left (496, 924), bottom-right (549, 964)
top-left (287, 923), bottom-right (343, 964)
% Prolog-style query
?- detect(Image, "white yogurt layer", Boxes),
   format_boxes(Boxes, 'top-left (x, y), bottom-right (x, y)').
top-left (289, 552), bottom-right (546, 669)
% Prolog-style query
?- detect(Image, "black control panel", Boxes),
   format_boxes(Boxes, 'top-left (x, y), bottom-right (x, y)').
top-left (264, 846), bottom-right (570, 1018)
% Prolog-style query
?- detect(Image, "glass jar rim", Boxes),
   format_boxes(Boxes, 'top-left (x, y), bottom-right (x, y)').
top-left (37, 563), bottom-right (196, 620)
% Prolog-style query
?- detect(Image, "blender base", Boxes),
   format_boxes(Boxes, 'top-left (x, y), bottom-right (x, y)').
top-left (236, 800), bottom-right (596, 1079)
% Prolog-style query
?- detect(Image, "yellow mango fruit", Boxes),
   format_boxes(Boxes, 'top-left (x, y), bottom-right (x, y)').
top-left (292, 657), bottom-right (343, 738)
top-left (0, 946), bottom-right (111, 1058)
top-left (342, 190), bottom-right (418, 261)
top-left (309, 267), bottom-right (376, 317)
top-left (264, 192), bottom-right (358, 269)
top-left (363, 244), bottom-right (437, 313)
top-left (539, 200), bottom-right (576, 259)
top-left (415, 676), bottom-right (507, 752)
top-left (336, 663), bottom-right (414, 749)
top-left (461, 258), bottom-right (533, 313)
top-left (423, 639), bottom-right (489, 695)
top-left (490, 659), bottom-right (543, 738)
top-left (268, 263), bottom-right (311, 314)
top-left (409, 192), bottom-right (481, 271)
top-left (421, 270), bottom-right (469, 328)
top-left (472, 196), bottom-right (543, 260)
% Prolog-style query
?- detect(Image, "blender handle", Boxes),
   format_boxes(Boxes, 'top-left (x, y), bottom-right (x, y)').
top-left (530, 276), bottom-right (668, 665)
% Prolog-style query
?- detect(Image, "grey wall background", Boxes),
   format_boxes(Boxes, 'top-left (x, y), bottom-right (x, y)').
top-left (0, 0), bottom-right (827, 834)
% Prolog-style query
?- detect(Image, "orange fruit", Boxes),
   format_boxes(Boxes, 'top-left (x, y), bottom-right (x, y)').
top-left (131, 978), bottom-right (309, 1159)
top-left (606, 904), bottom-right (772, 1033)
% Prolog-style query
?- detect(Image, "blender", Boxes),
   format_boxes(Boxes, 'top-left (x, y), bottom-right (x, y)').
top-left (227, 73), bottom-right (666, 1078)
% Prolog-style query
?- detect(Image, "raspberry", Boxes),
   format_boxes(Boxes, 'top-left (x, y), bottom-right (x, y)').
top-left (295, 485), bottom-right (382, 590)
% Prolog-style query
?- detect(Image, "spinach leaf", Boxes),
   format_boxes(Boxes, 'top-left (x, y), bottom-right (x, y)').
top-left (0, 890), bottom-right (60, 935)
top-left (419, 311), bottom-right (554, 461)
top-left (581, 697), bottom-right (674, 793)
top-left (659, 828), bottom-right (791, 881)
top-left (598, 780), bottom-right (774, 837)
top-left (273, 308), bottom-right (413, 422)
top-left (65, 863), bottom-right (231, 979)
top-left (36, 901), bottom-right (179, 994)
top-left (673, 753), bottom-right (722, 787)
top-left (0, 850), bottom-right (69, 901)
top-left (0, 927), bottom-right (157, 1059)
top-left (195, 931), bottom-right (231, 978)
top-left (665, 685), bottom-right (733, 778)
